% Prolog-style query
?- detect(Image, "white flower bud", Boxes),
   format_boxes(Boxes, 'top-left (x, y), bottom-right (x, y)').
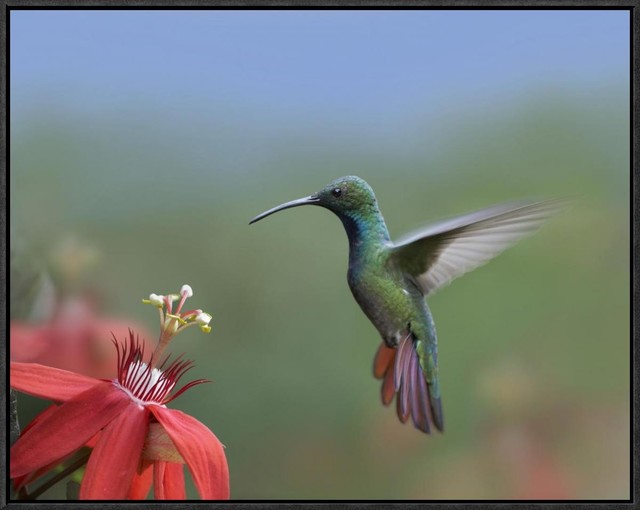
top-left (180, 284), bottom-right (193, 298)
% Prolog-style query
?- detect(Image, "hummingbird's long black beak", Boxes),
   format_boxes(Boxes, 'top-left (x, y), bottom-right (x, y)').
top-left (249, 195), bottom-right (320, 224)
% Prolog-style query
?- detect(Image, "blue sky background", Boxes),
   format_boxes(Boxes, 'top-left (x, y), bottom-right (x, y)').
top-left (11, 10), bottom-right (629, 133)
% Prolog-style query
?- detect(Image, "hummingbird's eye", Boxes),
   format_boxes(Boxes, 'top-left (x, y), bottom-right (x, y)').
top-left (332, 187), bottom-right (342, 198)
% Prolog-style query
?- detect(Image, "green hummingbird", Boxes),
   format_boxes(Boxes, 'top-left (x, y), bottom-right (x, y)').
top-left (250, 176), bottom-right (563, 434)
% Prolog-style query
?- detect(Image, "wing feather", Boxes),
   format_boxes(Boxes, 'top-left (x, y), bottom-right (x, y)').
top-left (390, 199), bottom-right (566, 297)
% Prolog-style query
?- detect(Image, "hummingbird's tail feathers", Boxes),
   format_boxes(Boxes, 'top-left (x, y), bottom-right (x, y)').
top-left (429, 391), bottom-right (444, 432)
top-left (394, 333), bottom-right (413, 391)
top-left (381, 365), bottom-right (396, 406)
top-left (372, 336), bottom-right (443, 434)
top-left (373, 342), bottom-right (397, 406)
top-left (406, 346), bottom-right (431, 432)
top-left (396, 393), bottom-right (411, 424)
top-left (397, 337), bottom-right (413, 422)
top-left (373, 342), bottom-right (396, 379)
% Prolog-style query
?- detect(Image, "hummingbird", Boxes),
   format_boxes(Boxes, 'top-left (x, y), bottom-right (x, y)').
top-left (250, 176), bottom-right (563, 434)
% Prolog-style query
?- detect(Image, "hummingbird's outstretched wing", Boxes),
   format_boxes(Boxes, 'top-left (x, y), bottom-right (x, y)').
top-left (389, 199), bottom-right (566, 297)
top-left (373, 333), bottom-right (443, 433)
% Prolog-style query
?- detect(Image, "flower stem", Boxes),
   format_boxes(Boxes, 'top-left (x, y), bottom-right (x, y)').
top-left (10, 389), bottom-right (20, 446)
top-left (20, 450), bottom-right (91, 500)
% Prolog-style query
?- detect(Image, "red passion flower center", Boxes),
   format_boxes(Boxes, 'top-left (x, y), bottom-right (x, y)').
top-left (113, 331), bottom-right (208, 405)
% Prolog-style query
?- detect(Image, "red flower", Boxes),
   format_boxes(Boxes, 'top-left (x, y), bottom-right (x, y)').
top-left (10, 332), bottom-right (229, 500)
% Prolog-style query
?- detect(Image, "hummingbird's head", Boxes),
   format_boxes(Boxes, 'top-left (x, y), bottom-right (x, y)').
top-left (313, 176), bottom-right (378, 215)
top-left (249, 175), bottom-right (379, 224)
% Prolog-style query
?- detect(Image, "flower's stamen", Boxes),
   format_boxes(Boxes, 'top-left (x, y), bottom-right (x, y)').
top-left (164, 295), bottom-right (173, 315)
top-left (142, 295), bottom-right (166, 332)
top-left (165, 313), bottom-right (187, 326)
top-left (196, 312), bottom-right (213, 333)
top-left (175, 285), bottom-right (193, 315)
top-left (143, 285), bottom-right (212, 368)
top-left (179, 309), bottom-right (200, 321)
top-left (157, 306), bottom-right (165, 331)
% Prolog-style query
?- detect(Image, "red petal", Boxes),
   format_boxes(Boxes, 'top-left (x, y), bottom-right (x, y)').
top-left (10, 362), bottom-right (101, 402)
top-left (14, 409), bottom-right (107, 490)
top-left (154, 461), bottom-right (186, 499)
top-left (10, 382), bottom-right (130, 478)
top-left (79, 403), bottom-right (149, 499)
top-left (85, 430), bottom-right (101, 449)
top-left (12, 406), bottom-right (61, 489)
top-left (150, 406), bottom-right (229, 499)
top-left (128, 460), bottom-right (153, 500)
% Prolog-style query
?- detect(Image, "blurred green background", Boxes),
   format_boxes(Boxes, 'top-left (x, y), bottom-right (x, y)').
top-left (10, 10), bottom-right (629, 500)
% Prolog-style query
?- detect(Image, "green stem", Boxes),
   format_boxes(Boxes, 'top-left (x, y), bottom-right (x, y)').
top-left (20, 450), bottom-right (91, 500)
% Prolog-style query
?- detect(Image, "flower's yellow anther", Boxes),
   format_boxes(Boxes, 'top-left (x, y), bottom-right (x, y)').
top-left (196, 312), bottom-right (212, 326)
top-left (200, 325), bottom-right (212, 334)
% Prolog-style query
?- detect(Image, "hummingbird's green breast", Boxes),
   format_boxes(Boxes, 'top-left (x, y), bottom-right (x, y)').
top-left (347, 246), bottom-right (421, 347)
